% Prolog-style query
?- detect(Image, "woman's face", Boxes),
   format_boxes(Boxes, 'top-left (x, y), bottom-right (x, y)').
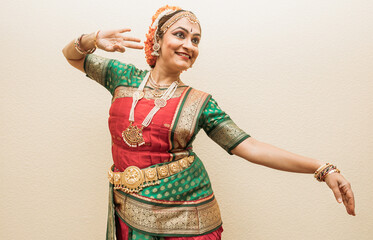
top-left (157, 17), bottom-right (201, 72)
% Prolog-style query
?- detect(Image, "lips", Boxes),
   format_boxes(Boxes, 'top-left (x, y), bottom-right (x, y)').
top-left (175, 52), bottom-right (191, 59)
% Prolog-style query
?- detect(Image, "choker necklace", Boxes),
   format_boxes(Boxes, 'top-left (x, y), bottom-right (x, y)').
top-left (148, 73), bottom-right (173, 87)
top-left (122, 71), bottom-right (180, 147)
top-left (148, 73), bottom-right (178, 98)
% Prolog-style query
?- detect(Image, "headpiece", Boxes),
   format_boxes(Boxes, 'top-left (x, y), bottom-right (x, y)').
top-left (144, 5), bottom-right (200, 68)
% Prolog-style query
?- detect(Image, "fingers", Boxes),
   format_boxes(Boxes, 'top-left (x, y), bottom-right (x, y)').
top-left (330, 183), bottom-right (343, 204)
top-left (119, 28), bottom-right (131, 33)
top-left (122, 41), bottom-right (144, 50)
top-left (107, 41), bottom-right (142, 53)
top-left (122, 36), bottom-right (142, 43)
top-left (324, 173), bottom-right (356, 216)
top-left (325, 174), bottom-right (343, 204)
top-left (339, 182), bottom-right (356, 216)
top-left (100, 29), bottom-right (144, 52)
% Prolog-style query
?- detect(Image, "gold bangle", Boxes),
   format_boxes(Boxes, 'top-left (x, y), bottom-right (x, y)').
top-left (321, 168), bottom-right (341, 182)
top-left (94, 30), bottom-right (100, 49)
top-left (326, 169), bottom-right (340, 176)
top-left (314, 163), bottom-right (329, 178)
top-left (314, 164), bottom-right (340, 182)
top-left (74, 34), bottom-right (96, 55)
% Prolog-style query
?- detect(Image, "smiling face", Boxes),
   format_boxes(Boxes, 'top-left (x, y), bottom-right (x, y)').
top-left (156, 17), bottom-right (201, 72)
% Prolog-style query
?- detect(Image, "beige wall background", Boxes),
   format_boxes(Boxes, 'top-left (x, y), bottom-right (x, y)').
top-left (1, 0), bottom-right (372, 239)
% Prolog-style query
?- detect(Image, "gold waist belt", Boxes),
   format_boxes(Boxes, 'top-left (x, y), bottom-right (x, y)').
top-left (108, 156), bottom-right (195, 193)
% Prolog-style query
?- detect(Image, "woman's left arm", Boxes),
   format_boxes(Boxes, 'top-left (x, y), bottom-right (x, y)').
top-left (231, 137), bottom-right (356, 216)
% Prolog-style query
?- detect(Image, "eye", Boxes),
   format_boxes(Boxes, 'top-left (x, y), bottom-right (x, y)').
top-left (174, 32), bottom-right (185, 39)
top-left (192, 38), bottom-right (200, 45)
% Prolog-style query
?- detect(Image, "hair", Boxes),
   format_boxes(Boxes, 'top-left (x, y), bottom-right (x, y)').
top-left (156, 10), bottom-right (184, 40)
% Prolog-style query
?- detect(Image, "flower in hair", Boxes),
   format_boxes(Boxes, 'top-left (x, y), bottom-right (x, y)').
top-left (145, 5), bottom-right (182, 67)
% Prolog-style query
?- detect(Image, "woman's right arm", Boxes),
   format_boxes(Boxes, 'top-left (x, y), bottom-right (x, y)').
top-left (62, 29), bottom-right (144, 72)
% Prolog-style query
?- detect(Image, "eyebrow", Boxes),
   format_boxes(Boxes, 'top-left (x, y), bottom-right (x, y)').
top-left (172, 27), bottom-right (201, 37)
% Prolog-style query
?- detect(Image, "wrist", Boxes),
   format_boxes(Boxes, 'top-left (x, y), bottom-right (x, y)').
top-left (79, 32), bottom-right (96, 52)
top-left (314, 163), bottom-right (340, 182)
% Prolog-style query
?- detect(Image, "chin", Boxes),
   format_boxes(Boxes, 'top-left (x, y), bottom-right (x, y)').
top-left (177, 61), bottom-right (193, 71)
top-left (172, 63), bottom-right (191, 72)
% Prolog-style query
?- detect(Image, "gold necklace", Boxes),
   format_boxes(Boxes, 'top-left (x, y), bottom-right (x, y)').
top-left (122, 72), bottom-right (180, 147)
top-left (148, 73), bottom-right (179, 98)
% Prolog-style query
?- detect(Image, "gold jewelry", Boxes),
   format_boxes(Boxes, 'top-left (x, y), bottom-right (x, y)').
top-left (122, 72), bottom-right (179, 147)
top-left (151, 88), bottom-right (163, 98)
top-left (94, 30), bottom-right (100, 48)
top-left (148, 81), bottom-right (163, 98)
top-left (149, 74), bottom-right (172, 87)
top-left (74, 34), bottom-right (96, 55)
top-left (148, 73), bottom-right (179, 98)
top-left (314, 163), bottom-right (340, 182)
top-left (151, 42), bottom-right (160, 57)
top-left (108, 156), bottom-right (195, 193)
top-left (122, 122), bottom-right (145, 147)
top-left (160, 11), bottom-right (200, 34)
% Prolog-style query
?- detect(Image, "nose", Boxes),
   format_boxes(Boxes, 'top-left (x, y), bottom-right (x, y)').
top-left (182, 37), bottom-right (194, 51)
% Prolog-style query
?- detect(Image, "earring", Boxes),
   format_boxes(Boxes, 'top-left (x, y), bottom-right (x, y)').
top-left (151, 42), bottom-right (160, 57)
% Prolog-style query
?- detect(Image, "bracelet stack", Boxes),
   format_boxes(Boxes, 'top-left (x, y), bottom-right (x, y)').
top-left (74, 34), bottom-right (96, 55)
top-left (314, 163), bottom-right (340, 182)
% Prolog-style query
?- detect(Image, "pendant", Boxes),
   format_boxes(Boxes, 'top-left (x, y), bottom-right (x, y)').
top-left (133, 90), bottom-right (144, 100)
top-left (152, 88), bottom-right (163, 98)
top-left (122, 122), bottom-right (145, 147)
top-left (154, 98), bottom-right (167, 108)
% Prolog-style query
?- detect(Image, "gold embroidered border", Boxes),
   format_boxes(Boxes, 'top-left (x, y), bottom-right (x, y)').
top-left (208, 119), bottom-right (248, 152)
top-left (131, 192), bottom-right (215, 205)
top-left (170, 88), bottom-right (210, 150)
top-left (112, 86), bottom-right (187, 103)
top-left (84, 54), bottom-right (111, 87)
top-left (167, 87), bottom-right (190, 162)
top-left (114, 191), bottom-right (222, 235)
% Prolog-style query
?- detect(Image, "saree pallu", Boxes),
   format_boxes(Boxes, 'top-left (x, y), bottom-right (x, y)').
top-left (106, 155), bottom-right (223, 240)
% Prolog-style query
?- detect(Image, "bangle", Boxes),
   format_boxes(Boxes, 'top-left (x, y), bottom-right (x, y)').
top-left (94, 30), bottom-right (100, 48)
top-left (314, 163), bottom-right (340, 182)
top-left (74, 34), bottom-right (96, 55)
top-left (314, 163), bottom-right (330, 177)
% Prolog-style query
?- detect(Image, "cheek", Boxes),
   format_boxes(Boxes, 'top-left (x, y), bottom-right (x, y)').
top-left (163, 38), bottom-right (180, 51)
top-left (193, 49), bottom-right (199, 60)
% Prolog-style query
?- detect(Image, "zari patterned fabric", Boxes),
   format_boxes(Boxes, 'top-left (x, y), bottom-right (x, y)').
top-left (84, 54), bottom-right (250, 239)
top-left (199, 98), bottom-right (249, 154)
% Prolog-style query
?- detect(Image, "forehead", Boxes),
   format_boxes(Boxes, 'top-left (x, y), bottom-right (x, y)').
top-left (168, 17), bottom-right (201, 35)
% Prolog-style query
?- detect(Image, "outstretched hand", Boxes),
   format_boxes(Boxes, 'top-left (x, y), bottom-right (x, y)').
top-left (96, 29), bottom-right (144, 53)
top-left (324, 173), bottom-right (355, 216)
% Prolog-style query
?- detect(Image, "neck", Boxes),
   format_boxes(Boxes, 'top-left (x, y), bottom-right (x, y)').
top-left (151, 64), bottom-right (183, 86)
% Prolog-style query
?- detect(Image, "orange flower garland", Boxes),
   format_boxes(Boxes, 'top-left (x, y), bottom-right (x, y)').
top-left (144, 5), bottom-right (182, 67)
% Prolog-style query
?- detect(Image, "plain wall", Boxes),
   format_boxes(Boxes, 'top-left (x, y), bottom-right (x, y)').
top-left (1, 0), bottom-right (372, 239)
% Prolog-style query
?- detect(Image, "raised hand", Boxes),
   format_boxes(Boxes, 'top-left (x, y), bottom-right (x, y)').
top-left (96, 29), bottom-right (144, 53)
top-left (324, 173), bottom-right (356, 216)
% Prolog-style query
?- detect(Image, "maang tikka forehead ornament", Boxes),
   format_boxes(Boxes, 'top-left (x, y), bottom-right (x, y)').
top-left (151, 10), bottom-right (200, 57)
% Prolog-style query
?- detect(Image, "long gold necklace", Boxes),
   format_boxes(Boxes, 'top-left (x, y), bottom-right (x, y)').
top-left (122, 72), bottom-right (179, 147)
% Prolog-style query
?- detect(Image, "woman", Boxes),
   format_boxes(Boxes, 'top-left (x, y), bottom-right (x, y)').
top-left (62, 5), bottom-right (355, 240)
